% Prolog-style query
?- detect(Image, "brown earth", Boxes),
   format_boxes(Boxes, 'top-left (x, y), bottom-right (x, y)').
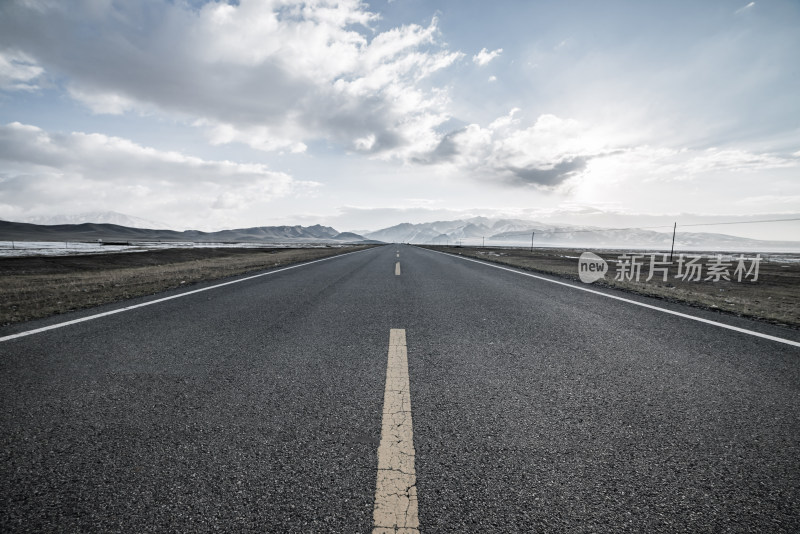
top-left (0, 245), bottom-right (376, 326)
top-left (419, 245), bottom-right (800, 329)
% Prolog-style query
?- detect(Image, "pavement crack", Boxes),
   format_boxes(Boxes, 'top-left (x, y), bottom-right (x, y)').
top-left (374, 329), bottom-right (419, 533)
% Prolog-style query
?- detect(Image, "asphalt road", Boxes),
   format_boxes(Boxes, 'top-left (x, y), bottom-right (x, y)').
top-left (2, 244), bottom-right (799, 532)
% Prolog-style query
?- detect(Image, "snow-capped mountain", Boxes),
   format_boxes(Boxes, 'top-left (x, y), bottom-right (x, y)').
top-left (363, 217), bottom-right (800, 251)
top-left (364, 218), bottom-right (554, 244)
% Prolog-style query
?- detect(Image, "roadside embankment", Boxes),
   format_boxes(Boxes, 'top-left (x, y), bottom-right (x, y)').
top-left (419, 245), bottom-right (800, 328)
top-left (1, 245), bottom-right (377, 325)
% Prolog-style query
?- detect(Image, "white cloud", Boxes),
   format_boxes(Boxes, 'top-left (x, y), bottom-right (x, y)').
top-left (66, 85), bottom-right (137, 115)
top-left (415, 111), bottom-right (612, 188)
top-left (735, 2), bottom-right (755, 15)
top-left (412, 108), bottom-right (800, 192)
top-left (735, 195), bottom-right (800, 207)
top-left (680, 148), bottom-right (796, 174)
top-left (472, 47), bottom-right (503, 66)
top-left (0, 122), bottom-right (316, 229)
top-left (488, 75), bottom-right (497, 82)
top-left (634, 146), bottom-right (800, 181)
top-left (0, 0), bottom-right (462, 157)
top-left (553, 39), bottom-right (574, 52)
top-left (195, 120), bottom-right (308, 154)
top-left (0, 49), bottom-right (44, 91)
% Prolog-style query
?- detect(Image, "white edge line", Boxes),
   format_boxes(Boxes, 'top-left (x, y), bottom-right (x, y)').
top-left (1, 248), bottom-right (371, 343)
top-left (423, 248), bottom-right (800, 349)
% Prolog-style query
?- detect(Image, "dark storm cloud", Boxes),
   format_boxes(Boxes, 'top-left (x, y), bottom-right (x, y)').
top-left (504, 156), bottom-right (589, 187)
top-left (410, 128), bottom-right (464, 164)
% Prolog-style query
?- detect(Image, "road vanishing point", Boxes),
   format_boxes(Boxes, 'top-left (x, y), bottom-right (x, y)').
top-left (2, 244), bottom-right (799, 532)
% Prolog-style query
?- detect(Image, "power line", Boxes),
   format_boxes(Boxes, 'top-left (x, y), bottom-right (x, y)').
top-left (530, 217), bottom-right (800, 235)
top-left (677, 217), bottom-right (800, 227)
top-left (431, 217), bottom-right (799, 243)
top-left (547, 225), bottom-right (673, 234)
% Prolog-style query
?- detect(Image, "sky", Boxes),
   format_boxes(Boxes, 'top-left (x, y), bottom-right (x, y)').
top-left (0, 0), bottom-right (798, 239)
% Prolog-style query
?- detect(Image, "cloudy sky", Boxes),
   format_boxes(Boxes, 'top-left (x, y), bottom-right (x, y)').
top-left (0, 0), bottom-right (798, 238)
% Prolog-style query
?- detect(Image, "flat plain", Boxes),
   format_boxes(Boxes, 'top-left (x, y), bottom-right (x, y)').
top-left (0, 245), bottom-right (375, 326)
top-left (420, 245), bottom-right (800, 328)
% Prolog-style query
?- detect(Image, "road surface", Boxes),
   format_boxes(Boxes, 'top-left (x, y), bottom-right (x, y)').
top-left (2, 244), bottom-right (799, 532)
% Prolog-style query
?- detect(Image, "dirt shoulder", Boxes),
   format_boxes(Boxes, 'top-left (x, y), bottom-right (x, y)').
top-left (419, 245), bottom-right (800, 329)
top-left (1, 245), bottom-right (377, 326)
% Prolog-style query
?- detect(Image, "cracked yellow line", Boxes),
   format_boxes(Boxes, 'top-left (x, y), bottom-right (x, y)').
top-left (373, 329), bottom-right (419, 533)
top-left (395, 261), bottom-right (401, 276)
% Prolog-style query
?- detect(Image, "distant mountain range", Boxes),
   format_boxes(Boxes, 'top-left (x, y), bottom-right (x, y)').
top-left (1, 214), bottom-right (797, 251)
top-left (0, 219), bottom-right (373, 244)
top-left (362, 216), bottom-right (800, 252)
top-left (22, 211), bottom-right (172, 229)
top-left (363, 217), bottom-right (534, 243)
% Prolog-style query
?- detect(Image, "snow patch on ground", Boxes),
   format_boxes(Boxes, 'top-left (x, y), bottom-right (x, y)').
top-left (0, 241), bottom-right (338, 257)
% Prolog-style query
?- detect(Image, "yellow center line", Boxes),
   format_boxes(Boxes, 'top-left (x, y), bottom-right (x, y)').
top-left (395, 261), bottom-right (401, 276)
top-left (373, 329), bottom-right (419, 533)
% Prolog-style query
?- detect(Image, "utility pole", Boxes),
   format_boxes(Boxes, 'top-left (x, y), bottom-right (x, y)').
top-left (530, 231), bottom-right (535, 252)
top-left (669, 222), bottom-right (677, 262)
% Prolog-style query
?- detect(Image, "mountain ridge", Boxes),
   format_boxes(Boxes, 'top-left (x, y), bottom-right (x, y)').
top-left (0, 220), bottom-right (371, 244)
top-left (2, 216), bottom-right (798, 252)
top-left (22, 211), bottom-right (172, 230)
top-left (362, 217), bottom-right (800, 251)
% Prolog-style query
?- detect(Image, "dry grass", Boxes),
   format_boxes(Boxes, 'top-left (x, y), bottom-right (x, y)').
top-left (420, 245), bottom-right (800, 328)
top-left (0, 246), bottom-right (375, 326)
